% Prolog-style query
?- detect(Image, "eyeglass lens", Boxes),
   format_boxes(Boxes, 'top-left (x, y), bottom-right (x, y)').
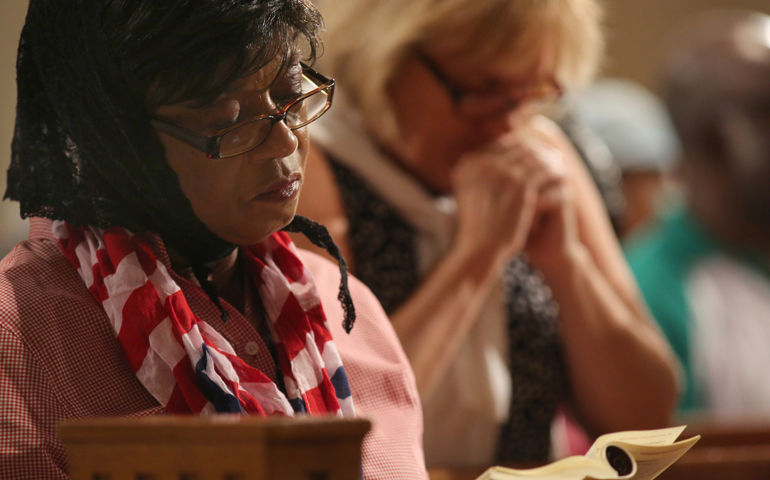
top-left (459, 82), bottom-right (561, 117)
top-left (219, 76), bottom-right (331, 157)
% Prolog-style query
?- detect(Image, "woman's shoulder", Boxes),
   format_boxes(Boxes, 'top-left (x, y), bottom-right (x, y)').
top-left (1, 237), bottom-right (59, 270)
top-left (297, 247), bottom-right (383, 320)
top-left (297, 247), bottom-right (426, 479)
top-left (297, 247), bottom-right (406, 355)
top-left (0, 237), bottom-right (101, 336)
top-left (1, 237), bottom-right (69, 299)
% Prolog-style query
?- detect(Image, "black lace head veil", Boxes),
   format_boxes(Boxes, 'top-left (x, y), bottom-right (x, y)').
top-left (6, 0), bottom-right (356, 331)
top-left (8, 0), bottom-right (319, 262)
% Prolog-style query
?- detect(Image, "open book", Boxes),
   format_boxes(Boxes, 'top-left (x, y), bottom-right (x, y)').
top-left (476, 426), bottom-right (699, 480)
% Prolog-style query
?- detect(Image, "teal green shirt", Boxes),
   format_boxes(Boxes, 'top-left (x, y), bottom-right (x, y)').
top-left (624, 208), bottom-right (718, 412)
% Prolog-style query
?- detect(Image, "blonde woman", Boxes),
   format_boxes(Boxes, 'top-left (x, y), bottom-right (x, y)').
top-left (294, 0), bottom-right (680, 467)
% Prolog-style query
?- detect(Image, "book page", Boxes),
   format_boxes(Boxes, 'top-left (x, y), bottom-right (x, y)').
top-left (586, 426), bottom-right (687, 461)
top-left (588, 436), bottom-right (700, 480)
top-left (475, 427), bottom-right (699, 480)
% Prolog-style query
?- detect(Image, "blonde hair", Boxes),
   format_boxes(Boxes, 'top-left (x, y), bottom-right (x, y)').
top-left (315, 0), bottom-right (604, 139)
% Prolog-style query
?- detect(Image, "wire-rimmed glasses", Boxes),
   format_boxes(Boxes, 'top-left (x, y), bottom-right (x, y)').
top-left (151, 64), bottom-right (334, 159)
top-left (418, 52), bottom-right (562, 118)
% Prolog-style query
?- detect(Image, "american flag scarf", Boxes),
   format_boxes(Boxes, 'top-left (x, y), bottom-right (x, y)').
top-left (53, 221), bottom-right (355, 417)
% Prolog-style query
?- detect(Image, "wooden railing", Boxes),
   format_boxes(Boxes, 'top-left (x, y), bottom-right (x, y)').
top-left (58, 415), bottom-right (370, 480)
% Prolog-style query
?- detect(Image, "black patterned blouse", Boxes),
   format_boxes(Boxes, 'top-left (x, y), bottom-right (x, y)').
top-left (328, 158), bottom-right (567, 463)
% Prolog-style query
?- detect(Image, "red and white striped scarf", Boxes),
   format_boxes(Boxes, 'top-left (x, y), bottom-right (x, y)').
top-left (53, 221), bottom-right (355, 417)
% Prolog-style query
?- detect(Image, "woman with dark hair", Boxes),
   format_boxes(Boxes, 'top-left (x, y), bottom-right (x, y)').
top-left (0, 0), bottom-right (426, 478)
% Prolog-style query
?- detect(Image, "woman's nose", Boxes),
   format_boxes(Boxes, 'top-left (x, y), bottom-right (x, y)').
top-left (250, 119), bottom-right (299, 160)
top-left (479, 108), bottom-right (528, 141)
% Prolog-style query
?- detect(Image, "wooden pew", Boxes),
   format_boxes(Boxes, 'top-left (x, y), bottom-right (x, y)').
top-left (680, 420), bottom-right (770, 448)
top-left (428, 421), bottom-right (770, 480)
top-left (659, 444), bottom-right (770, 480)
top-left (58, 415), bottom-right (370, 480)
top-left (658, 420), bottom-right (770, 480)
top-left (428, 467), bottom-right (485, 480)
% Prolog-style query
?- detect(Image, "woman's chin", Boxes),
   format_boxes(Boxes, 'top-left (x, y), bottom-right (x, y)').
top-left (215, 212), bottom-right (297, 246)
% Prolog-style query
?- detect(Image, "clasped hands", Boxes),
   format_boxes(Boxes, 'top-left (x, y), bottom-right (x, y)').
top-left (451, 133), bottom-right (581, 274)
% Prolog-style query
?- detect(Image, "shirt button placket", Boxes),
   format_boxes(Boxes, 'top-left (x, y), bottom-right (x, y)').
top-left (245, 341), bottom-right (260, 356)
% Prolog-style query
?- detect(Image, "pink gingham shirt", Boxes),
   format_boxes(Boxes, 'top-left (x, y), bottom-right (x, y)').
top-left (0, 218), bottom-right (427, 479)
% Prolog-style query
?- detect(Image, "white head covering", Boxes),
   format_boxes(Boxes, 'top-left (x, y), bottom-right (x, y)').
top-left (568, 78), bottom-right (681, 173)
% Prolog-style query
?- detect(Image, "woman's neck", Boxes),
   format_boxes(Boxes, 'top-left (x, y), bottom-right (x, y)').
top-left (167, 247), bottom-right (246, 313)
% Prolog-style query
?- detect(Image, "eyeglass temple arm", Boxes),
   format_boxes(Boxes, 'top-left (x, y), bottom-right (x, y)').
top-left (300, 63), bottom-right (333, 88)
top-left (150, 119), bottom-right (217, 155)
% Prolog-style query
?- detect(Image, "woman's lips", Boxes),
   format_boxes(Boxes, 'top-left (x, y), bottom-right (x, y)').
top-left (254, 175), bottom-right (301, 203)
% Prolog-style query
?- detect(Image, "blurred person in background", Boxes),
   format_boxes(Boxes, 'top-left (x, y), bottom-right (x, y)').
top-left (626, 10), bottom-right (770, 419)
top-left (569, 78), bottom-right (682, 239)
top-left (294, 0), bottom-right (679, 467)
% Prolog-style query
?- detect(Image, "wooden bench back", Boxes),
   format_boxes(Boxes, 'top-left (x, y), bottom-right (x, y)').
top-left (58, 415), bottom-right (370, 480)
